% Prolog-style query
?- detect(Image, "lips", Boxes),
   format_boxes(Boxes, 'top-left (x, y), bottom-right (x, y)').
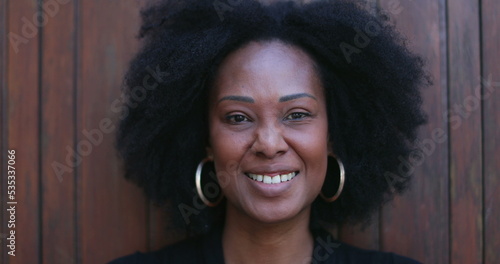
top-left (245, 171), bottom-right (299, 184)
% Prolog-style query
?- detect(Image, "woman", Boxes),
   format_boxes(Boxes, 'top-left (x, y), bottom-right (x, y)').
top-left (111, 0), bottom-right (428, 263)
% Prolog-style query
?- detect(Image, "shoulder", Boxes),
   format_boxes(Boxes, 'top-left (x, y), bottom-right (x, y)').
top-left (333, 241), bottom-right (421, 264)
top-left (312, 228), bottom-right (421, 264)
top-left (109, 226), bottom-right (224, 264)
top-left (108, 237), bottom-right (202, 264)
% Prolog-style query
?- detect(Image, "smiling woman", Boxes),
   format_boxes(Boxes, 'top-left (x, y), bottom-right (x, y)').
top-left (110, 0), bottom-right (428, 263)
top-left (209, 41), bottom-right (329, 231)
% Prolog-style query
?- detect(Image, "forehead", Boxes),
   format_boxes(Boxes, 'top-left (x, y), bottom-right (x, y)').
top-left (211, 41), bottom-right (323, 100)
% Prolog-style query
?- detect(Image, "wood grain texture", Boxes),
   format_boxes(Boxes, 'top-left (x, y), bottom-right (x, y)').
top-left (78, 1), bottom-right (148, 263)
top-left (378, 0), bottom-right (449, 263)
top-left (481, 0), bottom-right (500, 263)
top-left (40, 0), bottom-right (77, 263)
top-left (1, 1), bottom-right (499, 263)
top-left (6, 0), bottom-right (41, 263)
top-left (0, 0), bottom-right (6, 262)
top-left (447, 0), bottom-right (483, 263)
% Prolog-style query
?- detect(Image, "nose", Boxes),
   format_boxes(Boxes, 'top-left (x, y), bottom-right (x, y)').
top-left (251, 122), bottom-right (289, 159)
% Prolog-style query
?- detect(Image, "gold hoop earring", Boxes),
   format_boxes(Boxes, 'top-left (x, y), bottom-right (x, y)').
top-left (195, 157), bottom-right (224, 207)
top-left (320, 155), bottom-right (345, 203)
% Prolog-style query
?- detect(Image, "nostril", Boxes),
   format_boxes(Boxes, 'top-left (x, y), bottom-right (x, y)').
top-left (251, 125), bottom-right (289, 158)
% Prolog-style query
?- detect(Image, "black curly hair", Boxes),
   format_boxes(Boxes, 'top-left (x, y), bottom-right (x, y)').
top-left (116, 0), bottom-right (428, 236)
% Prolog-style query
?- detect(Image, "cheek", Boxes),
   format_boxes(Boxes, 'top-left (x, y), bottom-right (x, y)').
top-left (287, 119), bottom-right (329, 184)
top-left (300, 141), bottom-right (328, 185)
top-left (210, 124), bottom-right (250, 157)
top-left (209, 129), bottom-right (252, 203)
top-left (208, 122), bottom-right (250, 180)
top-left (287, 120), bottom-right (329, 156)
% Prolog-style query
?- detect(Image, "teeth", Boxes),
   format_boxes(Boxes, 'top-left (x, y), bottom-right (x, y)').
top-left (263, 176), bottom-right (272, 184)
top-left (247, 172), bottom-right (297, 184)
top-left (272, 176), bottom-right (280, 184)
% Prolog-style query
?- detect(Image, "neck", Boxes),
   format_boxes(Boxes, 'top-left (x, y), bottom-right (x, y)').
top-left (222, 206), bottom-right (314, 264)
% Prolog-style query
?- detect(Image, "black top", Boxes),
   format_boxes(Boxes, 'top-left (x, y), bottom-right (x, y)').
top-left (109, 227), bottom-right (421, 264)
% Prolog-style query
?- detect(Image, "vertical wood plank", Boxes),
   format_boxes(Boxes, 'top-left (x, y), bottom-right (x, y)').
top-left (378, 0), bottom-right (449, 263)
top-left (0, 1), bottom-right (494, 263)
top-left (78, 1), bottom-right (148, 262)
top-left (337, 0), bottom-right (379, 251)
top-left (0, 0), bottom-right (7, 262)
top-left (6, 0), bottom-right (41, 263)
top-left (40, 0), bottom-right (76, 263)
top-left (448, 0), bottom-right (483, 263)
top-left (481, 0), bottom-right (500, 263)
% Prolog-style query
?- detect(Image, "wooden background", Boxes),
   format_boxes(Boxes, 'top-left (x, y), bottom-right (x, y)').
top-left (0, 0), bottom-right (498, 263)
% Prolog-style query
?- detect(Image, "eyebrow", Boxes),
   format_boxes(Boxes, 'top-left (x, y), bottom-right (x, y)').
top-left (218, 95), bottom-right (255, 104)
top-left (217, 92), bottom-right (317, 104)
top-left (279, 93), bottom-right (317, 102)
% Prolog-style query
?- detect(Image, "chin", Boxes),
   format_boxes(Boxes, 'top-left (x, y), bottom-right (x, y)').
top-left (241, 198), bottom-right (310, 225)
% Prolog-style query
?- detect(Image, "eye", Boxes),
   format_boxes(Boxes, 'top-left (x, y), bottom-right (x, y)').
top-left (226, 114), bottom-right (250, 124)
top-left (284, 112), bottom-right (311, 121)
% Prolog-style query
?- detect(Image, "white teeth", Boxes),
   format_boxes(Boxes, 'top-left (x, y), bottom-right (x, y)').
top-left (247, 172), bottom-right (297, 184)
top-left (263, 175), bottom-right (272, 184)
top-left (272, 176), bottom-right (281, 184)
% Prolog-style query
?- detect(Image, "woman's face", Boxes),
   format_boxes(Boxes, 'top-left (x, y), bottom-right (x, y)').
top-left (208, 41), bottom-right (329, 224)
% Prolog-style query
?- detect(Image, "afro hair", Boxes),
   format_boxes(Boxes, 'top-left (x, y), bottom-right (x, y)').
top-left (116, 0), bottom-right (428, 236)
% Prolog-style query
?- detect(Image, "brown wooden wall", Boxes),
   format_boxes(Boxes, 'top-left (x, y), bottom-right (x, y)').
top-left (1, 0), bottom-right (498, 263)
